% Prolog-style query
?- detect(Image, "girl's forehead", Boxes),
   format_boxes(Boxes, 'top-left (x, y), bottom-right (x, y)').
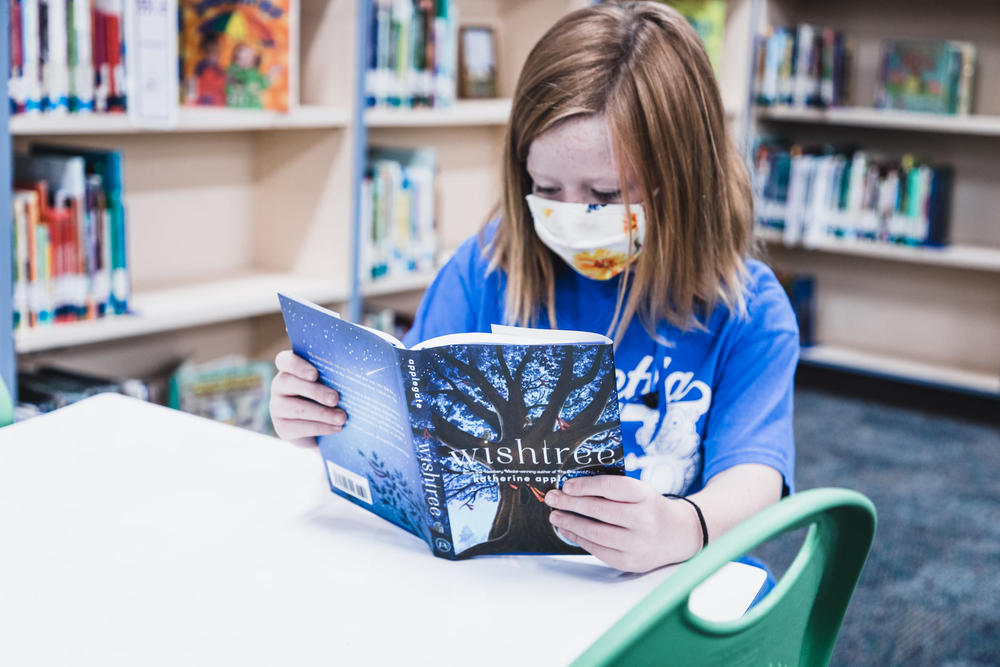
top-left (526, 115), bottom-right (618, 180)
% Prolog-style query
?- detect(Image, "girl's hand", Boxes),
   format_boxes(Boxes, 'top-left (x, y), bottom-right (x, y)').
top-left (545, 475), bottom-right (702, 573)
top-left (270, 350), bottom-right (347, 447)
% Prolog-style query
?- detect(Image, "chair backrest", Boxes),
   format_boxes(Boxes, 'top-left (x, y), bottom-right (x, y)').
top-left (572, 487), bottom-right (877, 667)
top-left (0, 376), bottom-right (12, 427)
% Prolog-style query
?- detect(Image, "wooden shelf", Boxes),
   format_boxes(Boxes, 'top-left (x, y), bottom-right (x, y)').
top-left (757, 228), bottom-right (1000, 272)
top-left (14, 272), bottom-right (348, 353)
top-left (360, 270), bottom-right (439, 297)
top-left (799, 345), bottom-right (1000, 396)
top-left (10, 105), bottom-right (350, 135)
top-left (756, 106), bottom-right (1000, 137)
top-left (365, 99), bottom-right (512, 128)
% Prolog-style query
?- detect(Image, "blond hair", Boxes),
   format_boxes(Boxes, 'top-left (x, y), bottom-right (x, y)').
top-left (486, 1), bottom-right (754, 343)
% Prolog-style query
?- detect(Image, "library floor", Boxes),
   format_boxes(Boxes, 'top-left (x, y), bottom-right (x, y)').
top-left (753, 381), bottom-right (1000, 666)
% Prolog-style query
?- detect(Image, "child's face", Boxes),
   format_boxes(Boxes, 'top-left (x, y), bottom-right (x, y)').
top-left (235, 46), bottom-right (256, 68)
top-left (526, 114), bottom-right (642, 206)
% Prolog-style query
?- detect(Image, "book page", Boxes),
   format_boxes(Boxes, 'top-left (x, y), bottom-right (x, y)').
top-left (410, 327), bottom-right (610, 350)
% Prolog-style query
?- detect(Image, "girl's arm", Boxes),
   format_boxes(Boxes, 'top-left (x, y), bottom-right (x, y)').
top-left (544, 463), bottom-right (783, 573)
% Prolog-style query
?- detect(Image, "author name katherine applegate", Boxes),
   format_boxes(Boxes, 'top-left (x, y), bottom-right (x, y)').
top-left (469, 472), bottom-right (569, 485)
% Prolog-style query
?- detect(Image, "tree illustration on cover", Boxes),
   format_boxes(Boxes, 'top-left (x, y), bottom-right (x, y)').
top-left (419, 344), bottom-right (622, 557)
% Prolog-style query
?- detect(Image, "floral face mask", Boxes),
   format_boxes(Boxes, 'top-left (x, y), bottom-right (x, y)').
top-left (525, 194), bottom-right (645, 280)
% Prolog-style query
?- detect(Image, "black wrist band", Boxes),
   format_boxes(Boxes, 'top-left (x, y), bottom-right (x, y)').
top-left (663, 493), bottom-right (709, 550)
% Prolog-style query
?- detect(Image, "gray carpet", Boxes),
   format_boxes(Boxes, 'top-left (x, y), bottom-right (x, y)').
top-left (752, 385), bottom-right (1000, 666)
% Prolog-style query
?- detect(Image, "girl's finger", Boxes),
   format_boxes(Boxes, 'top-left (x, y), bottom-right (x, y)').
top-left (272, 395), bottom-right (346, 426)
top-left (556, 528), bottom-right (627, 570)
top-left (560, 474), bottom-right (650, 503)
top-left (549, 509), bottom-right (630, 550)
top-left (272, 418), bottom-right (343, 441)
top-left (545, 491), bottom-right (632, 528)
top-left (272, 372), bottom-right (340, 407)
top-left (274, 350), bottom-right (320, 381)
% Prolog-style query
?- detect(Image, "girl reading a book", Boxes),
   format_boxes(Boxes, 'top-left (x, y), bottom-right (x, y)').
top-left (271, 1), bottom-right (797, 574)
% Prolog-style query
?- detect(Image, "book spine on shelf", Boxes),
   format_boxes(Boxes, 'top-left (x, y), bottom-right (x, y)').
top-left (42, 0), bottom-right (70, 112)
top-left (433, 0), bottom-right (456, 107)
top-left (754, 141), bottom-right (954, 249)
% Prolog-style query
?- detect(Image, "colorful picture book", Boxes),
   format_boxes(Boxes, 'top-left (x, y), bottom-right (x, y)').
top-left (876, 40), bottom-right (976, 115)
top-left (754, 24), bottom-right (849, 108)
top-left (8, 0), bottom-right (126, 114)
top-left (169, 357), bottom-right (275, 435)
top-left (12, 145), bottom-right (129, 330)
top-left (361, 146), bottom-right (439, 282)
top-left (179, 0), bottom-right (295, 111)
top-left (753, 140), bottom-right (953, 248)
top-left (278, 293), bottom-right (625, 560)
top-left (366, 0), bottom-right (458, 108)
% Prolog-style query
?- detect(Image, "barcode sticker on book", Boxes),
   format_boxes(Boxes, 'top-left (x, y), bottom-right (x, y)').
top-left (326, 461), bottom-right (372, 504)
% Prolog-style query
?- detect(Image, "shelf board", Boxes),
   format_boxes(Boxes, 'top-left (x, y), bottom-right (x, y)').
top-left (757, 228), bottom-right (1000, 272)
top-left (365, 99), bottom-right (512, 128)
top-left (10, 105), bottom-right (350, 135)
top-left (360, 270), bottom-right (438, 297)
top-left (756, 106), bottom-right (1000, 137)
top-left (799, 345), bottom-right (1000, 396)
top-left (14, 272), bottom-right (348, 353)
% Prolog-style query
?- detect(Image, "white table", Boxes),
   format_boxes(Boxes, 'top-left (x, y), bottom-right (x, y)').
top-left (0, 394), bottom-right (762, 666)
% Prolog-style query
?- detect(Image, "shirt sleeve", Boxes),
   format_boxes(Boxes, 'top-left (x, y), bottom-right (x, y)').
top-left (401, 234), bottom-right (484, 347)
top-left (699, 271), bottom-right (800, 495)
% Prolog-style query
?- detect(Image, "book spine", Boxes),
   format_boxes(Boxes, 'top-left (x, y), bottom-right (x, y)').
top-left (71, 0), bottom-right (95, 112)
top-left (109, 153), bottom-right (129, 314)
top-left (42, 0), bottom-right (70, 112)
top-left (925, 166), bottom-right (952, 247)
top-left (399, 349), bottom-right (456, 560)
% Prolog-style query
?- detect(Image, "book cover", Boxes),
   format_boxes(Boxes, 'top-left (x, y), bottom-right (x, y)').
top-left (876, 39), bottom-right (975, 115)
top-left (278, 293), bottom-right (625, 560)
top-left (180, 0), bottom-right (294, 111)
top-left (169, 357), bottom-right (275, 435)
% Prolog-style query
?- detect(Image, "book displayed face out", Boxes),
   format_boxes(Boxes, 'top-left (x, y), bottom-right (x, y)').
top-left (278, 293), bottom-right (624, 560)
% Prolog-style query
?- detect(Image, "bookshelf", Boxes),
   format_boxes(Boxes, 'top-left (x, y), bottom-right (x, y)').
top-left (7, 0), bottom-right (358, 388)
top-left (753, 0), bottom-right (1000, 395)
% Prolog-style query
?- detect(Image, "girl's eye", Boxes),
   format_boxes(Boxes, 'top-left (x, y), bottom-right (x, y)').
top-left (592, 189), bottom-right (622, 203)
top-left (534, 185), bottom-right (560, 196)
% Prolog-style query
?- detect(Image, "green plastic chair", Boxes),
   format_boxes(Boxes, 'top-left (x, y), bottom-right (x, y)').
top-left (0, 376), bottom-right (12, 427)
top-left (572, 488), bottom-right (877, 667)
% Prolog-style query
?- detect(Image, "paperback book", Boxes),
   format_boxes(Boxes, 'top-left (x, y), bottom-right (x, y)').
top-left (278, 293), bottom-right (624, 560)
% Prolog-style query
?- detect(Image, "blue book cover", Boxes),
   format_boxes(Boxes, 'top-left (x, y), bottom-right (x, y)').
top-left (278, 293), bottom-right (624, 560)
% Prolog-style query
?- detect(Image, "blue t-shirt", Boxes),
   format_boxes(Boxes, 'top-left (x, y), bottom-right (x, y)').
top-left (402, 222), bottom-right (799, 496)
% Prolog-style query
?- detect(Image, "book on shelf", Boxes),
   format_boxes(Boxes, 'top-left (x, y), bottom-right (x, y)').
top-left (168, 356), bottom-right (275, 435)
top-left (667, 0), bottom-right (726, 76)
top-left (875, 39), bottom-right (976, 116)
top-left (362, 146), bottom-right (439, 283)
top-left (278, 293), bottom-right (624, 560)
top-left (16, 364), bottom-right (148, 419)
top-left (754, 24), bottom-right (849, 108)
top-left (753, 140), bottom-right (953, 248)
top-left (8, 0), bottom-right (126, 115)
top-left (775, 271), bottom-right (815, 349)
top-left (12, 144), bottom-right (129, 330)
top-left (366, 0), bottom-right (458, 109)
top-left (179, 0), bottom-right (296, 112)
